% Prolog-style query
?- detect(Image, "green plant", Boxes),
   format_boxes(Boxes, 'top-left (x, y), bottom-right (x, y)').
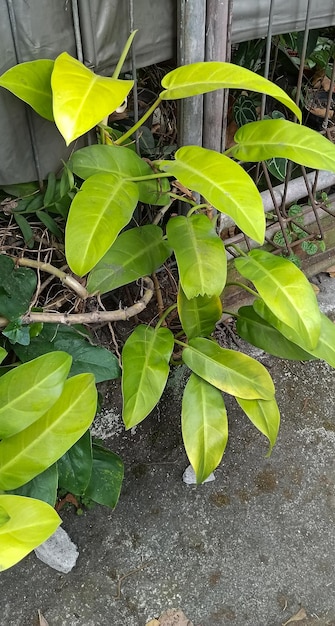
top-left (1, 33), bottom-right (335, 554)
top-left (272, 203), bottom-right (326, 259)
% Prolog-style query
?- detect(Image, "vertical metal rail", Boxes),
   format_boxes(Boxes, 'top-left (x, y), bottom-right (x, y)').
top-left (5, 0), bottom-right (43, 188)
top-left (71, 0), bottom-right (84, 63)
top-left (177, 0), bottom-right (206, 147)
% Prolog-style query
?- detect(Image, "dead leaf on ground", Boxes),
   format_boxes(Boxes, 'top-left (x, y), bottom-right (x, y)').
top-left (325, 265), bottom-right (335, 277)
top-left (152, 608), bottom-right (194, 626)
top-left (145, 620), bottom-right (160, 626)
top-left (311, 283), bottom-right (320, 294)
top-left (37, 610), bottom-right (49, 626)
top-left (282, 607), bottom-right (307, 625)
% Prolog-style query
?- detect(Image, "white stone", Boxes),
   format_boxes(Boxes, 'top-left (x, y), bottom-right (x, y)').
top-left (182, 464), bottom-right (215, 485)
top-left (34, 526), bottom-right (79, 573)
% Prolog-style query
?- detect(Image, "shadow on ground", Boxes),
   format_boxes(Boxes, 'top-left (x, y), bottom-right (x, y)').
top-left (2, 275), bottom-right (335, 626)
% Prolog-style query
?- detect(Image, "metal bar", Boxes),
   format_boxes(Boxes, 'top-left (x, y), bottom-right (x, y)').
top-left (76, 0), bottom-right (97, 69)
top-left (128, 0), bottom-right (140, 154)
top-left (71, 0), bottom-right (84, 63)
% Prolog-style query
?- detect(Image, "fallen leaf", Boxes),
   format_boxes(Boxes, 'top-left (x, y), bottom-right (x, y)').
top-left (282, 607), bottom-right (307, 625)
top-left (325, 265), bottom-right (335, 277)
top-left (311, 283), bottom-right (320, 294)
top-left (145, 620), bottom-right (160, 626)
top-left (38, 610), bottom-right (49, 626)
top-left (158, 608), bottom-right (194, 626)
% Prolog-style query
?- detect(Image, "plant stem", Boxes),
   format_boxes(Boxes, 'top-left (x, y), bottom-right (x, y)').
top-left (130, 172), bottom-right (172, 182)
top-left (112, 30), bottom-right (138, 79)
top-left (9, 256), bottom-right (89, 299)
top-left (186, 204), bottom-right (209, 217)
top-left (0, 277), bottom-right (154, 328)
top-left (115, 97), bottom-right (162, 145)
top-left (174, 338), bottom-right (188, 349)
top-left (155, 303), bottom-right (177, 330)
top-left (168, 193), bottom-right (197, 207)
top-left (225, 281), bottom-right (259, 297)
top-left (228, 244), bottom-right (248, 257)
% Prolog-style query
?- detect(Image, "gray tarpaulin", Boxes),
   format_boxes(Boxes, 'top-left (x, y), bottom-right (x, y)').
top-left (1, 0), bottom-right (335, 185)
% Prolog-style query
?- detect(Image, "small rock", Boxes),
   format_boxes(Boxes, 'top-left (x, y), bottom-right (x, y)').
top-left (159, 608), bottom-right (194, 626)
top-left (34, 526), bottom-right (79, 573)
top-left (182, 464), bottom-right (215, 485)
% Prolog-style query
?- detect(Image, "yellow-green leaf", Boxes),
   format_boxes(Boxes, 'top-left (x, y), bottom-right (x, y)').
top-left (65, 173), bottom-right (139, 276)
top-left (182, 373), bottom-right (228, 484)
top-left (235, 249), bottom-right (321, 350)
top-left (122, 325), bottom-right (174, 429)
top-left (166, 214), bottom-right (227, 298)
top-left (231, 119), bottom-right (335, 172)
top-left (0, 374), bottom-right (97, 490)
top-left (160, 146), bottom-right (265, 244)
top-left (182, 337), bottom-right (275, 400)
top-left (178, 287), bottom-right (222, 340)
top-left (0, 495), bottom-right (60, 571)
top-left (51, 52), bottom-right (134, 145)
top-left (236, 396), bottom-right (280, 456)
top-left (0, 59), bottom-right (54, 121)
top-left (160, 62), bottom-right (301, 122)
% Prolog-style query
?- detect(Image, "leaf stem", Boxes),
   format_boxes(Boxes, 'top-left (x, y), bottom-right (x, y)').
top-left (112, 30), bottom-right (138, 79)
top-left (186, 204), bottom-right (209, 217)
top-left (174, 338), bottom-right (188, 349)
top-left (9, 256), bottom-right (89, 299)
top-left (115, 97), bottom-right (162, 145)
top-left (228, 244), bottom-right (248, 257)
top-left (130, 172), bottom-right (172, 182)
top-left (155, 303), bottom-right (177, 330)
top-left (225, 281), bottom-right (259, 297)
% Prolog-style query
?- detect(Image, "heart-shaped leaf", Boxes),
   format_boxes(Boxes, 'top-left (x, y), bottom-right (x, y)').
top-left (51, 52), bottom-right (134, 145)
top-left (231, 119), bottom-right (335, 172)
top-left (0, 348), bottom-right (7, 365)
top-left (87, 225), bottom-right (171, 294)
top-left (122, 325), bottom-right (174, 429)
top-left (160, 146), bottom-right (265, 243)
top-left (0, 373), bottom-right (97, 490)
top-left (84, 444), bottom-right (124, 509)
top-left (166, 214), bottom-right (227, 298)
top-left (182, 373), bottom-right (228, 484)
top-left (9, 464), bottom-right (58, 507)
top-left (182, 337), bottom-right (275, 400)
top-left (178, 288), bottom-right (222, 340)
top-left (0, 255), bottom-right (37, 321)
top-left (65, 173), bottom-right (139, 276)
top-left (57, 431), bottom-right (92, 496)
top-left (160, 62), bottom-right (301, 121)
top-left (0, 495), bottom-right (60, 571)
top-left (0, 59), bottom-right (54, 121)
top-left (235, 249), bottom-right (321, 350)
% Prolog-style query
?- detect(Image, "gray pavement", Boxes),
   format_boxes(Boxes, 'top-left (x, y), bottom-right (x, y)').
top-left (2, 274), bottom-right (335, 626)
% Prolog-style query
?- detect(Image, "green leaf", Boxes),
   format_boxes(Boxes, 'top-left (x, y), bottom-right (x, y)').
top-left (0, 505), bottom-right (10, 527)
top-left (14, 213), bottom-right (34, 249)
top-left (182, 337), bottom-right (275, 400)
top-left (51, 52), bottom-right (134, 145)
top-left (254, 300), bottom-right (335, 369)
top-left (36, 211), bottom-right (64, 241)
top-left (9, 464), bottom-right (58, 506)
top-left (178, 287), bottom-right (222, 340)
top-left (43, 172), bottom-right (57, 207)
top-left (182, 373), bottom-right (228, 484)
top-left (301, 240), bottom-right (318, 255)
top-left (0, 59), bottom-right (54, 121)
top-left (0, 256), bottom-right (37, 320)
top-left (122, 325), bottom-right (174, 429)
top-left (65, 173), bottom-right (139, 276)
top-left (236, 306), bottom-right (316, 361)
top-left (13, 324), bottom-right (120, 383)
top-left (2, 321), bottom-right (31, 346)
top-left (266, 157), bottom-right (287, 182)
top-left (235, 249), bottom-right (321, 350)
top-left (0, 373), bottom-right (97, 490)
top-left (57, 431), bottom-right (92, 496)
top-left (0, 494), bottom-right (60, 571)
top-left (231, 119), bottom-right (335, 172)
top-left (166, 214), bottom-right (227, 298)
top-left (236, 396), bottom-right (280, 455)
top-left (160, 62), bottom-right (302, 121)
top-left (69, 144), bottom-right (171, 206)
top-left (84, 444), bottom-right (124, 509)
top-left (0, 348), bottom-right (7, 365)
top-left (0, 351), bottom-right (72, 439)
top-left (87, 225), bottom-right (171, 295)
top-left (160, 146), bottom-right (265, 244)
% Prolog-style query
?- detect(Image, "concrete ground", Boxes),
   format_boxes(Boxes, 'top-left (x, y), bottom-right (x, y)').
top-left (2, 274), bottom-right (335, 626)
